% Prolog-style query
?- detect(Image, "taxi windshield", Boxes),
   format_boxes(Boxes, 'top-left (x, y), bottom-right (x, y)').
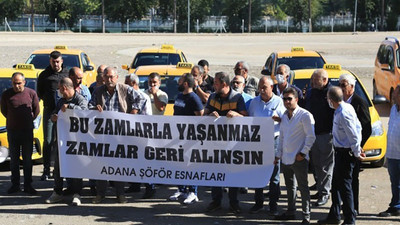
top-left (132, 53), bottom-right (181, 68)
top-left (292, 77), bottom-right (372, 107)
top-left (138, 76), bottom-right (180, 103)
top-left (0, 78), bottom-right (37, 97)
top-left (26, 54), bottom-right (80, 70)
top-left (277, 57), bottom-right (325, 71)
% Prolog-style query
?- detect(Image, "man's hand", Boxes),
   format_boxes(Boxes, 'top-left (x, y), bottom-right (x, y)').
top-left (272, 115), bottom-right (281, 122)
top-left (61, 104), bottom-right (68, 112)
top-left (50, 114), bottom-right (58, 122)
top-left (209, 111), bottom-right (220, 118)
top-left (149, 86), bottom-right (158, 95)
top-left (296, 153), bottom-right (305, 161)
top-left (96, 105), bottom-right (103, 112)
top-left (226, 110), bottom-right (243, 118)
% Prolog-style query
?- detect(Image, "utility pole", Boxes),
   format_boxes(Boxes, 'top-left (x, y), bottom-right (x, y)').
top-left (248, 0), bottom-right (252, 33)
top-left (353, 0), bottom-right (357, 32)
top-left (308, 0), bottom-right (312, 32)
top-left (102, 0), bottom-right (105, 33)
top-left (381, 0), bottom-right (385, 31)
top-left (187, 0), bottom-right (190, 33)
top-left (174, 0), bottom-right (177, 33)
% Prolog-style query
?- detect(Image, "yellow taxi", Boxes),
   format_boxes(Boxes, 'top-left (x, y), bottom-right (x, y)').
top-left (122, 44), bottom-right (188, 74)
top-left (289, 64), bottom-right (387, 167)
top-left (24, 45), bottom-right (97, 86)
top-left (0, 64), bottom-right (44, 164)
top-left (261, 47), bottom-right (326, 80)
top-left (133, 62), bottom-right (193, 115)
top-left (373, 36), bottom-right (400, 105)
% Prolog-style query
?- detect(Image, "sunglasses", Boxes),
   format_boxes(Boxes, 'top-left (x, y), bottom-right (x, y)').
top-left (282, 97), bottom-right (293, 101)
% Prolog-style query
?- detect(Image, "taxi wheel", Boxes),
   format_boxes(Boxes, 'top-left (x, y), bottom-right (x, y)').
top-left (371, 156), bottom-right (385, 167)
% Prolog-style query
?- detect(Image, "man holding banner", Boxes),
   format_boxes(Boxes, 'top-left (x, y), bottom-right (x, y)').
top-left (247, 76), bottom-right (285, 215)
top-left (204, 71), bottom-right (247, 214)
top-left (274, 87), bottom-right (315, 225)
top-left (168, 73), bottom-right (204, 204)
top-left (45, 77), bottom-right (88, 205)
top-left (89, 67), bottom-right (148, 204)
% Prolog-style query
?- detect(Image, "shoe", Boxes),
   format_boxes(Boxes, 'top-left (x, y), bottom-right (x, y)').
top-left (315, 195), bottom-right (329, 207)
top-left (274, 212), bottom-right (296, 220)
top-left (117, 195), bottom-right (128, 204)
top-left (142, 189), bottom-right (156, 199)
top-left (311, 192), bottom-right (320, 199)
top-left (183, 192), bottom-right (199, 204)
top-left (169, 191), bottom-right (185, 201)
top-left (92, 195), bottom-right (105, 204)
top-left (7, 185), bottom-right (21, 194)
top-left (229, 203), bottom-right (241, 214)
top-left (378, 207), bottom-right (400, 217)
top-left (125, 185), bottom-right (141, 193)
top-left (72, 194), bottom-right (81, 206)
top-left (240, 187), bottom-right (248, 194)
top-left (63, 188), bottom-right (74, 196)
top-left (269, 209), bottom-right (279, 216)
top-left (301, 219), bottom-right (311, 225)
top-left (317, 218), bottom-right (341, 224)
top-left (40, 173), bottom-right (50, 181)
top-left (23, 186), bottom-right (38, 195)
top-left (249, 204), bottom-right (264, 214)
top-left (90, 186), bottom-right (97, 196)
top-left (46, 192), bottom-right (63, 204)
top-left (310, 183), bottom-right (317, 190)
top-left (206, 201), bottom-right (221, 212)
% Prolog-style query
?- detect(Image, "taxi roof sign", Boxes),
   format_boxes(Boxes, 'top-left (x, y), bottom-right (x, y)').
top-left (177, 62), bottom-right (193, 69)
top-left (291, 47), bottom-right (305, 52)
top-left (54, 45), bottom-right (68, 50)
top-left (161, 44), bottom-right (175, 50)
top-left (15, 64), bottom-right (35, 70)
top-left (323, 64), bottom-right (342, 70)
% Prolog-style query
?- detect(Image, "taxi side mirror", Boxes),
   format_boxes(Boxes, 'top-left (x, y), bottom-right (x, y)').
top-left (381, 63), bottom-right (391, 71)
top-left (122, 64), bottom-right (129, 70)
top-left (84, 65), bottom-right (94, 71)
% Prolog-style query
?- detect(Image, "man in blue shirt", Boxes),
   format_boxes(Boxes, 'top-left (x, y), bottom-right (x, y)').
top-left (231, 75), bottom-right (253, 110)
top-left (247, 76), bottom-right (285, 216)
top-left (378, 85), bottom-right (400, 217)
top-left (318, 86), bottom-right (365, 225)
top-left (69, 67), bottom-right (91, 101)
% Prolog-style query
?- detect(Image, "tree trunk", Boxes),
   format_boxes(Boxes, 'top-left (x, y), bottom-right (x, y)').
top-left (30, 0), bottom-right (34, 31)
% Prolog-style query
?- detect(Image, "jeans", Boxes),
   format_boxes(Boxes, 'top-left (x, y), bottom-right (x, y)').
top-left (281, 159), bottom-right (310, 221)
top-left (328, 149), bottom-right (356, 224)
top-left (8, 129), bottom-right (33, 187)
top-left (387, 158), bottom-right (400, 210)
top-left (42, 107), bottom-right (55, 174)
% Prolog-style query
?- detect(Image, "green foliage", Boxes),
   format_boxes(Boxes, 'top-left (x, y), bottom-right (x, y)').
top-left (0, 0), bottom-right (24, 22)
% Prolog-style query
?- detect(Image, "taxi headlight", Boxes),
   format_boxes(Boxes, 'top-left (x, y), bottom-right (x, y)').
top-left (371, 120), bottom-right (384, 137)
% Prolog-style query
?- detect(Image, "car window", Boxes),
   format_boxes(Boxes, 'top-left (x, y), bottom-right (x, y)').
top-left (132, 53), bottom-right (181, 68)
top-left (377, 44), bottom-right (387, 64)
top-left (81, 53), bottom-right (89, 67)
top-left (181, 52), bottom-right (187, 62)
top-left (292, 77), bottom-right (372, 107)
top-left (0, 78), bottom-right (36, 98)
top-left (386, 46), bottom-right (395, 70)
top-left (138, 76), bottom-right (180, 103)
top-left (26, 54), bottom-right (80, 70)
top-left (263, 55), bottom-right (273, 74)
top-left (277, 57), bottom-right (325, 71)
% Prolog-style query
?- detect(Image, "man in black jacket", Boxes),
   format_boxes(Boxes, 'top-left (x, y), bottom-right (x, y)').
top-left (339, 73), bottom-right (371, 215)
top-left (37, 51), bottom-right (69, 181)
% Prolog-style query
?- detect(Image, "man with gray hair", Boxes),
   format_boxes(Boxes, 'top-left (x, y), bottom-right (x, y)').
top-left (125, 73), bottom-right (152, 115)
top-left (273, 64), bottom-right (303, 102)
top-left (318, 86), bottom-right (364, 225)
top-left (339, 73), bottom-right (371, 215)
top-left (234, 61), bottom-right (259, 97)
top-left (304, 69), bottom-right (335, 207)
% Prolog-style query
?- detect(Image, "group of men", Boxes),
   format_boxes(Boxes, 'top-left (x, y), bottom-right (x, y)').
top-left (2, 49), bottom-right (399, 225)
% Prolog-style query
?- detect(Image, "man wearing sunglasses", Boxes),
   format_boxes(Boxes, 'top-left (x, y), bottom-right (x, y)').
top-left (234, 61), bottom-right (259, 97)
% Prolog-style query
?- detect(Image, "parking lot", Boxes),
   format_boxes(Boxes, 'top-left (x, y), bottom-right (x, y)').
top-left (0, 32), bottom-right (399, 225)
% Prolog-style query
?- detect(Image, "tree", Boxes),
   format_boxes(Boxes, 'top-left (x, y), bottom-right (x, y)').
top-left (0, 0), bottom-right (24, 25)
top-left (222, 0), bottom-right (262, 32)
top-left (104, 0), bottom-right (157, 32)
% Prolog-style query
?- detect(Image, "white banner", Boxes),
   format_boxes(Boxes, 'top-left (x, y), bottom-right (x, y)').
top-left (57, 109), bottom-right (275, 188)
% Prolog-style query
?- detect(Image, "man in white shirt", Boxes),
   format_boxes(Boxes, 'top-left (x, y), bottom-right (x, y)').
top-left (274, 87), bottom-right (316, 225)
